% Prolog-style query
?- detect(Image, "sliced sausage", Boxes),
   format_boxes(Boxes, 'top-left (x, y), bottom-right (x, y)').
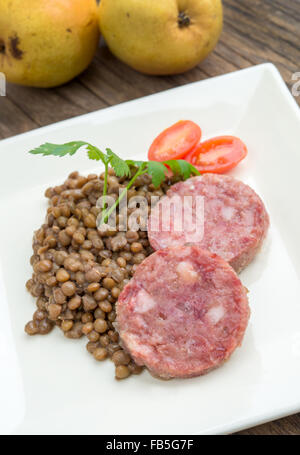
top-left (116, 245), bottom-right (250, 379)
top-left (148, 174), bottom-right (269, 273)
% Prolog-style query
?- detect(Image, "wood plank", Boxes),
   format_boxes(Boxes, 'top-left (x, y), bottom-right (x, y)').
top-left (224, 1), bottom-right (300, 67)
top-left (6, 84), bottom-right (88, 126)
top-left (264, 0), bottom-right (300, 21)
top-left (94, 41), bottom-right (175, 97)
top-left (0, 96), bottom-right (38, 139)
top-left (219, 23), bottom-right (299, 97)
top-left (228, 0), bottom-right (300, 38)
top-left (237, 413), bottom-right (300, 435)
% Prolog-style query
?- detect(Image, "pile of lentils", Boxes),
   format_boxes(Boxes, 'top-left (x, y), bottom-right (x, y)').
top-left (25, 167), bottom-right (179, 379)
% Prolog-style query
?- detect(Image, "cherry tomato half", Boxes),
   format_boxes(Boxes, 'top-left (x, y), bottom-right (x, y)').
top-left (186, 136), bottom-right (248, 174)
top-left (148, 120), bottom-right (202, 162)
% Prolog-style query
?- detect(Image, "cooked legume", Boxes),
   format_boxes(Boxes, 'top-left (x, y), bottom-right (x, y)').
top-left (102, 277), bottom-right (115, 290)
top-left (93, 347), bottom-right (107, 361)
top-left (56, 268), bottom-right (70, 282)
top-left (61, 320), bottom-right (73, 332)
top-left (115, 365), bottom-right (130, 380)
top-left (87, 330), bottom-right (100, 342)
top-left (94, 318), bottom-right (108, 333)
top-left (112, 350), bottom-right (131, 366)
top-left (99, 300), bottom-right (112, 313)
top-left (82, 322), bottom-right (94, 335)
top-left (25, 168), bottom-right (176, 379)
top-left (61, 281), bottom-right (76, 297)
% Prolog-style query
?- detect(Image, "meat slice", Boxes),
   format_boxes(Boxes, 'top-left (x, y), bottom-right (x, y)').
top-left (148, 174), bottom-right (269, 273)
top-left (116, 246), bottom-right (250, 379)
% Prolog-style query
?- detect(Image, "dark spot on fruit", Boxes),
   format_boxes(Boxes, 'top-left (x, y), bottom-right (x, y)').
top-left (0, 39), bottom-right (5, 54)
top-left (178, 11), bottom-right (191, 28)
top-left (66, 28), bottom-right (72, 33)
top-left (9, 35), bottom-right (23, 60)
top-left (127, 12), bottom-right (130, 18)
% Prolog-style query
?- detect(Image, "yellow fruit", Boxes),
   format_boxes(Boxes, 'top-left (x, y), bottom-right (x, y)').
top-left (0, 0), bottom-right (100, 88)
top-left (99, 0), bottom-right (223, 75)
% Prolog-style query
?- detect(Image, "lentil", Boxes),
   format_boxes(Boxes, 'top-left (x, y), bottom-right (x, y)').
top-left (25, 320), bottom-right (39, 335)
top-left (82, 322), bottom-right (94, 335)
top-left (94, 308), bottom-right (105, 319)
top-left (48, 303), bottom-right (62, 320)
top-left (61, 320), bottom-right (73, 332)
top-left (112, 350), bottom-right (131, 366)
top-left (87, 282), bottom-right (100, 293)
top-left (87, 330), bottom-right (100, 342)
top-left (25, 169), bottom-right (174, 378)
top-left (68, 295), bottom-right (81, 310)
top-left (36, 260), bottom-right (53, 273)
top-left (86, 341), bottom-right (100, 354)
top-left (99, 300), bottom-right (112, 313)
top-left (115, 365), bottom-right (130, 380)
top-left (103, 277), bottom-right (115, 290)
top-left (130, 242), bottom-right (143, 253)
top-left (128, 362), bottom-right (144, 375)
top-left (94, 318), bottom-right (108, 334)
top-left (81, 312), bottom-right (94, 323)
top-left (56, 268), bottom-right (70, 282)
top-left (61, 281), bottom-right (76, 297)
top-left (99, 334), bottom-right (110, 347)
top-left (94, 287), bottom-right (109, 301)
top-left (93, 347), bottom-right (107, 361)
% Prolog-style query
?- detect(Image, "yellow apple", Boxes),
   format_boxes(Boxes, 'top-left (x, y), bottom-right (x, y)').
top-left (99, 0), bottom-right (223, 75)
top-left (0, 0), bottom-right (100, 88)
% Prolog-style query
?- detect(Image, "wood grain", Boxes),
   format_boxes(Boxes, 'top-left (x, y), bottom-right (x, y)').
top-left (0, 0), bottom-right (299, 435)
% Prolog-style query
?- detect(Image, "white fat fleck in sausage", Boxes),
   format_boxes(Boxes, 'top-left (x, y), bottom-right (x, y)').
top-left (176, 261), bottom-right (199, 284)
top-left (134, 288), bottom-right (157, 314)
top-left (206, 305), bottom-right (225, 325)
top-left (221, 205), bottom-right (236, 221)
top-left (123, 333), bottom-right (154, 356)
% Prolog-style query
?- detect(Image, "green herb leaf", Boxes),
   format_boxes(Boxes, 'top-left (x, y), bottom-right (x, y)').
top-left (87, 145), bottom-right (106, 162)
top-left (106, 148), bottom-right (131, 177)
top-left (125, 159), bottom-right (146, 168)
top-left (163, 159), bottom-right (181, 176)
top-left (176, 160), bottom-right (200, 179)
top-left (147, 161), bottom-right (168, 188)
top-left (29, 141), bottom-right (88, 157)
top-left (29, 140), bottom-right (201, 228)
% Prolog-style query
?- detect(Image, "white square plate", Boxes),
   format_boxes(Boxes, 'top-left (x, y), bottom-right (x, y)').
top-left (0, 64), bottom-right (300, 435)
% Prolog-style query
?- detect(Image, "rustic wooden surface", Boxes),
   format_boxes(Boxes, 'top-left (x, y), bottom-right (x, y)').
top-left (0, 0), bottom-right (299, 435)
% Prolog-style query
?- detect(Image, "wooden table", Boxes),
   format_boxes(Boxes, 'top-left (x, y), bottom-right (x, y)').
top-left (0, 0), bottom-right (299, 435)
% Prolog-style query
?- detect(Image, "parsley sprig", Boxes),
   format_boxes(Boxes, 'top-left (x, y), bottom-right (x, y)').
top-left (29, 141), bottom-right (200, 224)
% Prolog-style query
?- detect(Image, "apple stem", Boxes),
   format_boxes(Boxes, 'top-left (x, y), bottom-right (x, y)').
top-left (178, 12), bottom-right (191, 28)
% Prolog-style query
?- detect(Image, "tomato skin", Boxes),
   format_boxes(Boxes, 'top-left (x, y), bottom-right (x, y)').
top-left (186, 136), bottom-right (248, 174)
top-left (148, 120), bottom-right (202, 162)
